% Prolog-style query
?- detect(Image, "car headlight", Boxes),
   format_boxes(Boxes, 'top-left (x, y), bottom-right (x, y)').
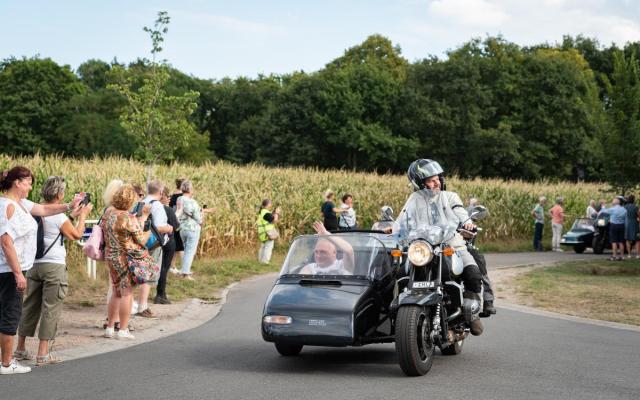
top-left (597, 219), bottom-right (606, 227)
top-left (407, 241), bottom-right (433, 266)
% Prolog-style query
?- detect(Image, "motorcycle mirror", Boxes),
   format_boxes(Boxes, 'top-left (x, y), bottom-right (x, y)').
top-left (469, 205), bottom-right (489, 221)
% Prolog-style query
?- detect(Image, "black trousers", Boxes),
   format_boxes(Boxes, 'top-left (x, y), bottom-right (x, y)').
top-left (468, 247), bottom-right (494, 302)
top-left (156, 241), bottom-right (176, 297)
top-left (533, 222), bottom-right (544, 251)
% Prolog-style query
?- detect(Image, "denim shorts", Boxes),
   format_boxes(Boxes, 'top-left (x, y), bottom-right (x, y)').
top-left (0, 272), bottom-right (24, 335)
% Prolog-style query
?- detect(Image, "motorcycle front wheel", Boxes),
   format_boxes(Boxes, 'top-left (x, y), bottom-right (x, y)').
top-left (395, 305), bottom-right (435, 376)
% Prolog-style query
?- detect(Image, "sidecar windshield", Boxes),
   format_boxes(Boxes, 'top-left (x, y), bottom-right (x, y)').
top-left (279, 234), bottom-right (391, 281)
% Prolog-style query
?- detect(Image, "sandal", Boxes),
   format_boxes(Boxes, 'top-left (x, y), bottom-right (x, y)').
top-left (13, 349), bottom-right (34, 361)
top-left (36, 354), bottom-right (62, 366)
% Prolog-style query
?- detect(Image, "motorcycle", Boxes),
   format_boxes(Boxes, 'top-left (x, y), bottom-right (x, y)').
top-left (392, 206), bottom-right (488, 376)
top-left (592, 212), bottom-right (611, 254)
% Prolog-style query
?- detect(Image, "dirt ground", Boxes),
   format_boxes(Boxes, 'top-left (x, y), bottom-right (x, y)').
top-left (16, 293), bottom-right (223, 364)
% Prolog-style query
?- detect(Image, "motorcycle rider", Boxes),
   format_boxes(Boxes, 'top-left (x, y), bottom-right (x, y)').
top-left (398, 159), bottom-right (485, 336)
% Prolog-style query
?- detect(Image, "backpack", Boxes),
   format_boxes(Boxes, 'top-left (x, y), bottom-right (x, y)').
top-left (145, 200), bottom-right (164, 250)
top-left (34, 216), bottom-right (62, 259)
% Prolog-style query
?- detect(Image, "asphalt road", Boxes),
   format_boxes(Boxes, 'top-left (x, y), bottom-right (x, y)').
top-left (4, 252), bottom-right (639, 400)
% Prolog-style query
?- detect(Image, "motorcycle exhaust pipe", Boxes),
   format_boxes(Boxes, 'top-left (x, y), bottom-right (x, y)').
top-left (446, 308), bottom-right (462, 322)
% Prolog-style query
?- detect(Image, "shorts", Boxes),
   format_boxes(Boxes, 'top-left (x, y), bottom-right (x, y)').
top-left (0, 272), bottom-right (24, 335)
top-left (609, 223), bottom-right (625, 244)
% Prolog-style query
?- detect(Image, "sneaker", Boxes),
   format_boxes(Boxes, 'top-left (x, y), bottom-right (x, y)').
top-left (36, 354), bottom-right (62, 366)
top-left (0, 359), bottom-right (31, 374)
top-left (169, 268), bottom-right (180, 275)
top-left (13, 349), bottom-right (34, 361)
top-left (104, 326), bottom-right (115, 338)
top-left (154, 295), bottom-right (171, 305)
top-left (136, 308), bottom-right (158, 319)
top-left (116, 329), bottom-right (135, 340)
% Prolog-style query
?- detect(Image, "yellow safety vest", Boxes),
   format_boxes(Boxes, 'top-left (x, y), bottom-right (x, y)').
top-left (257, 208), bottom-right (275, 242)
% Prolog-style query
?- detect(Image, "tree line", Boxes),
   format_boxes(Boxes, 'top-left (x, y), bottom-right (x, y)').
top-left (1, 34), bottom-right (639, 188)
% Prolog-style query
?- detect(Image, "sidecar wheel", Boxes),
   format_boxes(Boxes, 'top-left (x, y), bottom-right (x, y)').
top-left (441, 339), bottom-right (464, 355)
top-left (395, 305), bottom-right (434, 376)
top-left (275, 342), bottom-right (303, 356)
top-left (573, 245), bottom-right (586, 254)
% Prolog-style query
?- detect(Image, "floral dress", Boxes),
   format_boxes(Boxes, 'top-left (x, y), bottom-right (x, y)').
top-left (101, 209), bottom-right (156, 294)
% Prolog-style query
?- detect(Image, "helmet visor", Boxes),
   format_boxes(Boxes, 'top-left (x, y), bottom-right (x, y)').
top-left (417, 160), bottom-right (443, 178)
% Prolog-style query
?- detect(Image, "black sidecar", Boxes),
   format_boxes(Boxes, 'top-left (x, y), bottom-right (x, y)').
top-left (261, 233), bottom-right (398, 356)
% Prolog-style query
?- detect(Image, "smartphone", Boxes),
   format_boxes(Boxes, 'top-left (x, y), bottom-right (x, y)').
top-left (203, 204), bottom-right (208, 209)
top-left (80, 193), bottom-right (91, 206)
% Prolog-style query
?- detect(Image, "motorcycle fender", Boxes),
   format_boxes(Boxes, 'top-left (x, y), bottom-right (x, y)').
top-left (397, 290), bottom-right (442, 307)
top-left (451, 252), bottom-right (464, 276)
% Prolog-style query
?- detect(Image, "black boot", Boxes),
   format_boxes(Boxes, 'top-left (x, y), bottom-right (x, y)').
top-left (480, 300), bottom-right (496, 318)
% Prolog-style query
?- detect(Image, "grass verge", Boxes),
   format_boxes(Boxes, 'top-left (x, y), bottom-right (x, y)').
top-left (65, 245), bottom-right (284, 305)
top-left (514, 258), bottom-right (640, 325)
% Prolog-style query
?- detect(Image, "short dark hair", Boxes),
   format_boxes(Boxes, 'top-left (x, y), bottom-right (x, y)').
top-left (175, 177), bottom-right (186, 190)
top-left (0, 166), bottom-right (35, 192)
top-left (627, 194), bottom-right (636, 204)
top-left (342, 194), bottom-right (352, 203)
top-left (261, 199), bottom-right (271, 208)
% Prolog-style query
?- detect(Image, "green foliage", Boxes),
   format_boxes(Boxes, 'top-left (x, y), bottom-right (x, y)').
top-left (107, 11), bottom-right (201, 178)
top-left (601, 50), bottom-right (640, 193)
top-left (1, 32), bottom-right (640, 187)
top-left (0, 57), bottom-right (85, 154)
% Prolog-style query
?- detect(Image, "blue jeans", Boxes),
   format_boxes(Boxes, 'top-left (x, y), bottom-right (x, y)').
top-left (180, 229), bottom-right (201, 275)
top-left (533, 222), bottom-right (544, 251)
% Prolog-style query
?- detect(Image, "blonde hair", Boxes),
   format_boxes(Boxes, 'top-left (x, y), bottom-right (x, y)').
top-left (324, 189), bottom-right (334, 201)
top-left (111, 184), bottom-right (138, 211)
top-left (103, 179), bottom-right (124, 207)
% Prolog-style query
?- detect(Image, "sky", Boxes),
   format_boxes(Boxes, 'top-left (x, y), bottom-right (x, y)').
top-left (1, 0), bottom-right (639, 80)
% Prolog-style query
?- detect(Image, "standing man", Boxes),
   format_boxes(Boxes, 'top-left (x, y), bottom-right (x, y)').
top-left (139, 180), bottom-right (173, 317)
top-left (600, 197), bottom-right (627, 261)
top-left (466, 197), bottom-right (479, 215)
top-left (338, 194), bottom-right (357, 231)
top-left (257, 199), bottom-right (280, 265)
top-left (549, 197), bottom-right (565, 252)
top-left (531, 196), bottom-right (547, 251)
top-left (586, 200), bottom-right (598, 219)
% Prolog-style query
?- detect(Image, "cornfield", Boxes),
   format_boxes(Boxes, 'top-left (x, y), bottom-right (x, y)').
top-left (1, 154), bottom-right (611, 255)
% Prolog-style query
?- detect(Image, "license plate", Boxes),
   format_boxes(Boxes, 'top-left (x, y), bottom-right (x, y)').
top-left (412, 281), bottom-right (435, 289)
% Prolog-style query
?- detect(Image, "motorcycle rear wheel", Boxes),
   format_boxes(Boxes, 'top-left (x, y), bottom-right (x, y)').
top-left (395, 305), bottom-right (435, 376)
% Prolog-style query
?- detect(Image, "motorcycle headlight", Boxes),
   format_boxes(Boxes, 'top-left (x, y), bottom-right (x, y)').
top-left (597, 219), bottom-right (606, 227)
top-left (407, 241), bottom-right (433, 266)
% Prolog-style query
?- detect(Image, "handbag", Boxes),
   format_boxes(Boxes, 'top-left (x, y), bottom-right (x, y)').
top-left (83, 219), bottom-right (105, 261)
top-left (266, 228), bottom-right (280, 240)
top-left (127, 252), bottom-right (160, 285)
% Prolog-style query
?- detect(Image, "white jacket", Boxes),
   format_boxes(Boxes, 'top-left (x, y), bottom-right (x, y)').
top-left (398, 189), bottom-right (470, 249)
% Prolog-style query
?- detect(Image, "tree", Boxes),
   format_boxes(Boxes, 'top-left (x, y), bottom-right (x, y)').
top-left (602, 50), bottom-right (640, 193)
top-left (0, 57), bottom-right (85, 154)
top-left (108, 11), bottom-right (201, 182)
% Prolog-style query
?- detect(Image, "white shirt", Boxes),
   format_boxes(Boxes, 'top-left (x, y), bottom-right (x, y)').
top-left (144, 195), bottom-right (169, 245)
top-left (0, 198), bottom-right (37, 273)
top-left (35, 213), bottom-right (68, 265)
top-left (143, 196), bottom-right (168, 227)
top-left (338, 204), bottom-right (356, 228)
top-left (302, 259), bottom-right (352, 275)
